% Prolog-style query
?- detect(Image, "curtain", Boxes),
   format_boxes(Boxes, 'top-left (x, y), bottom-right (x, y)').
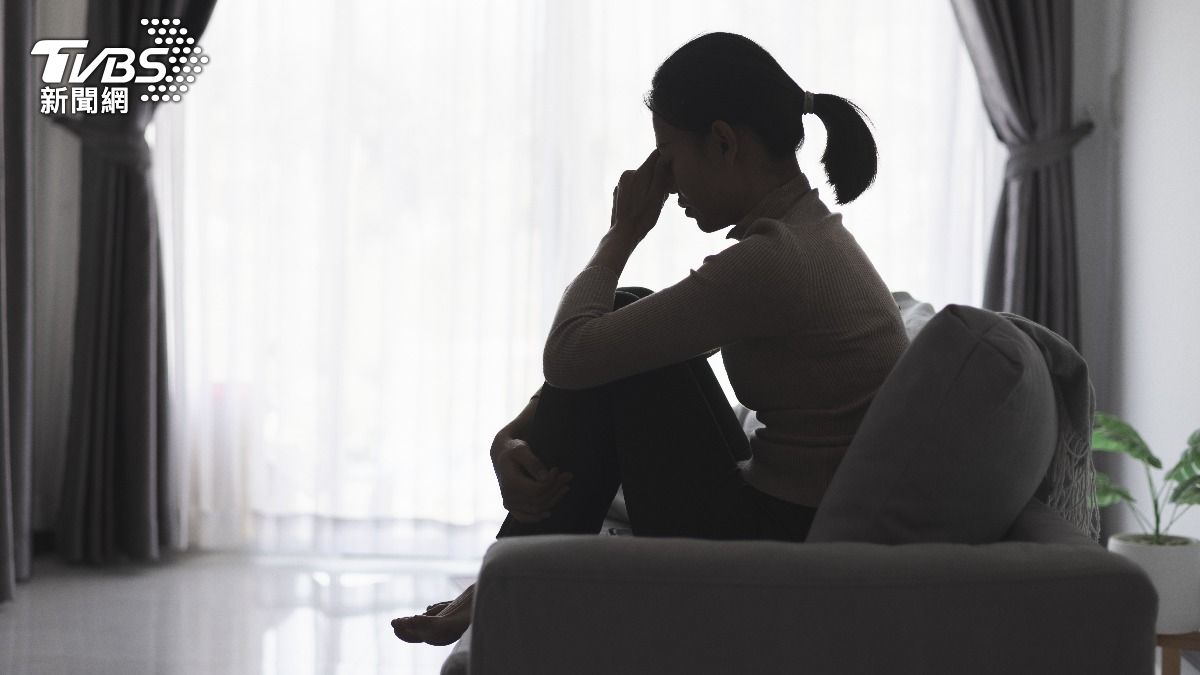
top-left (1, 0), bottom-right (35, 603)
top-left (950, 0), bottom-right (1092, 348)
top-left (153, 0), bottom-right (1004, 559)
top-left (51, 0), bottom-right (218, 565)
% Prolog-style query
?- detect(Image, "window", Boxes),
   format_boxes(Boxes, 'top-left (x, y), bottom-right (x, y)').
top-left (152, 0), bottom-right (1004, 557)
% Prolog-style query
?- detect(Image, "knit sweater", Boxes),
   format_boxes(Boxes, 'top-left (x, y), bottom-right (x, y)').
top-left (543, 171), bottom-right (910, 507)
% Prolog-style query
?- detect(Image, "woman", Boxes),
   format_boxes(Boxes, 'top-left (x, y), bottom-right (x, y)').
top-left (393, 31), bottom-right (909, 646)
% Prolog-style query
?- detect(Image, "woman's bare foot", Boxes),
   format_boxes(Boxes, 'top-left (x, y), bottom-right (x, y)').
top-left (391, 583), bottom-right (474, 646)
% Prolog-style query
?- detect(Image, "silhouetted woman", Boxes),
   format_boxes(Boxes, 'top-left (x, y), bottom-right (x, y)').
top-left (393, 31), bottom-right (909, 646)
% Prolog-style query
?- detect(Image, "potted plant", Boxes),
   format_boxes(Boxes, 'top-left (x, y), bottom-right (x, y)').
top-left (1093, 412), bottom-right (1200, 634)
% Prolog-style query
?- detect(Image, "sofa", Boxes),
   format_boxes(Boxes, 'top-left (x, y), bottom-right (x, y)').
top-left (441, 295), bottom-right (1159, 675)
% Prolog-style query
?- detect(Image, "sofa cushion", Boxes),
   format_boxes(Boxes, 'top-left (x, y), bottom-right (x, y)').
top-left (806, 304), bottom-right (1057, 545)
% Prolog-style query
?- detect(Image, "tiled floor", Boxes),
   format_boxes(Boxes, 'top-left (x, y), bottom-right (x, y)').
top-left (0, 550), bottom-right (480, 675)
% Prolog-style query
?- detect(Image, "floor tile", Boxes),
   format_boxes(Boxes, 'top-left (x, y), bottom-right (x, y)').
top-left (0, 551), bottom-right (480, 675)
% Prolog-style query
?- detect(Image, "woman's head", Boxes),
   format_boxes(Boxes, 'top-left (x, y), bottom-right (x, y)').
top-left (645, 32), bottom-right (878, 229)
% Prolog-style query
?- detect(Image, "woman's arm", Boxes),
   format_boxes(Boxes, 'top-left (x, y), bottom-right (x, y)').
top-left (490, 384), bottom-right (572, 522)
top-left (586, 229), bottom-right (639, 277)
top-left (542, 237), bottom-right (790, 390)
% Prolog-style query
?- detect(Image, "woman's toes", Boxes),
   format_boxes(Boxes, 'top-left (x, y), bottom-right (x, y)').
top-left (391, 616), bottom-right (428, 643)
top-left (390, 609), bottom-right (469, 646)
top-left (391, 590), bottom-right (473, 645)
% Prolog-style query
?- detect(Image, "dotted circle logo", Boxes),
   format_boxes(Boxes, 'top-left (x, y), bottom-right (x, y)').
top-left (138, 17), bottom-right (208, 103)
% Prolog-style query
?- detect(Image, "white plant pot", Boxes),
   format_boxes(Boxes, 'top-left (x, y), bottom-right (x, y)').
top-left (1107, 532), bottom-right (1200, 634)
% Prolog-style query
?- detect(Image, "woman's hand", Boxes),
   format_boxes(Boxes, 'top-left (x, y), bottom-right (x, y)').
top-left (610, 148), bottom-right (672, 244)
top-left (491, 431), bottom-right (572, 523)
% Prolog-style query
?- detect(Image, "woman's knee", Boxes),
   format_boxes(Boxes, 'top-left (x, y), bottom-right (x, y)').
top-left (617, 285), bottom-right (654, 298)
top-left (614, 286), bottom-right (654, 310)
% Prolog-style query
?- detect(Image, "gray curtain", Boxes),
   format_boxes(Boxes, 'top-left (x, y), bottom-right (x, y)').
top-left (51, 0), bottom-right (217, 565)
top-left (950, 0), bottom-right (1092, 349)
top-left (1, 0), bottom-right (35, 602)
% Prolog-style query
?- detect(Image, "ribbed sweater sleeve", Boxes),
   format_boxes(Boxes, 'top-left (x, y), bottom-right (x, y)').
top-left (539, 169), bottom-right (908, 506)
top-left (543, 235), bottom-right (789, 390)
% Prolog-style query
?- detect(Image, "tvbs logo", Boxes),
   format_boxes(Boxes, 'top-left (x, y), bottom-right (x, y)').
top-left (31, 18), bottom-right (208, 114)
top-left (32, 40), bottom-right (173, 85)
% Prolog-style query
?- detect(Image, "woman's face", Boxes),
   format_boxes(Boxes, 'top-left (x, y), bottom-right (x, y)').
top-left (652, 114), bottom-right (740, 233)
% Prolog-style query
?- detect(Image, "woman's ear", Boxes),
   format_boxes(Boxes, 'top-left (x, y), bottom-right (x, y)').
top-left (709, 120), bottom-right (738, 162)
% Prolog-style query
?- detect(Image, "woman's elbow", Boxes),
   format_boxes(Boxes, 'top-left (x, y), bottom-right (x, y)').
top-left (542, 347), bottom-right (604, 391)
top-left (542, 356), bottom-right (586, 390)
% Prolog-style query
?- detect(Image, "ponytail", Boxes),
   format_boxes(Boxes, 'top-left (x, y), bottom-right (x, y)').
top-left (810, 93), bottom-right (878, 205)
top-left (645, 32), bottom-right (879, 204)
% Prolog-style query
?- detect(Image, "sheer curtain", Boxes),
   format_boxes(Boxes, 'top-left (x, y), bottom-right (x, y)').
top-left (151, 0), bottom-right (1004, 558)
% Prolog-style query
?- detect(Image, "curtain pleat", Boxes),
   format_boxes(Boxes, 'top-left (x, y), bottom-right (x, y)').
top-left (1, 0), bottom-right (35, 603)
top-left (951, 0), bottom-right (1092, 349)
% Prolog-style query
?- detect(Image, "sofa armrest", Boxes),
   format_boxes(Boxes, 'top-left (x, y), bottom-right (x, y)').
top-left (469, 535), bottom-right (1156, 675)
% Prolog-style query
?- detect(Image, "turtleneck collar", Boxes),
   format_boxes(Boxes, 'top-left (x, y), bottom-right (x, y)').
top-left (725, 171), bottom-right (813, 240)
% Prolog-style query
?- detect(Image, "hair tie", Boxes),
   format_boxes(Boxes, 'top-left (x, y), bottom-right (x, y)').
top-left (802, 90), bottom-right (815, 115)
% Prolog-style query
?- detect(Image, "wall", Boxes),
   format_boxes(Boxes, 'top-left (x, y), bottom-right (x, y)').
top-left (1110, 0), bottom-right (1200, 543)
top-left (1076, 0), bottom-right (1200, 542)
top-left (1076, 1), bottom-right (1200, 669)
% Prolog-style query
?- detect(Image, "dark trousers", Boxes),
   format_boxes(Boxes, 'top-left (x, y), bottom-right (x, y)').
top-left (496, 286), bottom-right (816, 543)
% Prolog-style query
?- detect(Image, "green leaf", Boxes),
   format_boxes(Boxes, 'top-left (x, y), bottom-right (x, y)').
top-left (1094, 470), bottom-right (1135, 508)
top-left (1170, 479), bottom-right (1200, 505)
top-left (1092, 412), bottom-right (1161, 468)
top-left (1165, 428), bottom-right (1200, 483)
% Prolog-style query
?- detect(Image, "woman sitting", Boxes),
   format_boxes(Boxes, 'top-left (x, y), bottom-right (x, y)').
top-left (393, 31), bottom-right (909, 647)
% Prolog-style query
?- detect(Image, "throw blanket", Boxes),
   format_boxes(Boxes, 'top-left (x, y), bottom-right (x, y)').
top-left (998, 312), bottom-right (1102, 543)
